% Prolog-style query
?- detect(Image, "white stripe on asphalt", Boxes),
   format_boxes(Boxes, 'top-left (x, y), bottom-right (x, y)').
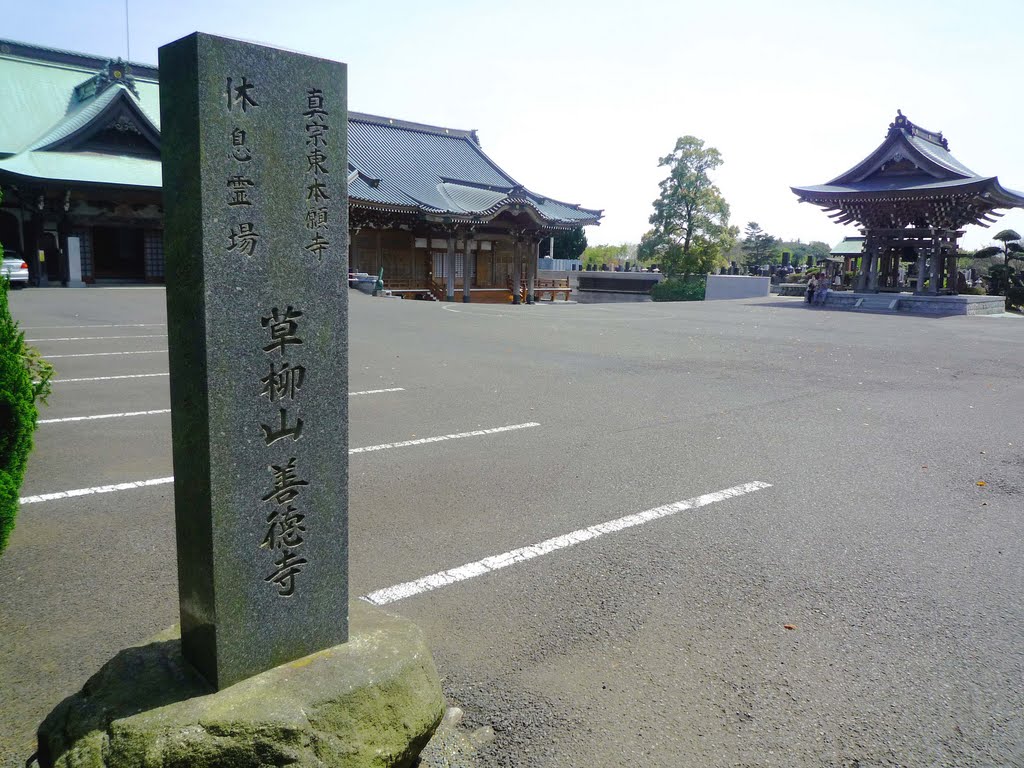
top-left (26, 334), bottom-right (166, 342)
top-left (39, 388), bottom-right (402, 416)
top-left (349, 422), bottom-right (540, 454)
top-left (21, 323), bottom-right (166, 330)
top-left (20, 477), bottom-right (175, 505)
top-left (38, 409), bottom-right (170, 424)
top-left (45, 350), bottom-right (167, 359)
top-left (50, 375), bottom-right (400, 393)
top-left (20, 422), bottom-right (540, 504)
top-left (54, 373), bottom-right (170, 383)
top-left (361, 481), bottom-right (773, 606)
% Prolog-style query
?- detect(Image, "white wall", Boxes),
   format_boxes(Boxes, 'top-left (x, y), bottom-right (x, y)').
top-left (705, 275), bottom-right (770, 300)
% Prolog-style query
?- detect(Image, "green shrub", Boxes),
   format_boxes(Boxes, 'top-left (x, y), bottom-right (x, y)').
top-left (0, 275), bottom-right (44, 555)
top-left (1006, 287), bottom-right (1024, 311)
top-left (651, 276), bottom-right (706, 302)
top-left (966, 285), bottom-right (987, 296)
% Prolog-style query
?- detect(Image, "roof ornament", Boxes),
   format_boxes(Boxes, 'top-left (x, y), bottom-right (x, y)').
top-left (887, 109), bottom-right (910, 137)
top-left (73, 57), bottom-right (140, 102)
top-left (885, 110), bottom-right (950, 149)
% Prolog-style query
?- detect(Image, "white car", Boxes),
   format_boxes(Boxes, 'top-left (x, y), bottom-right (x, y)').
top-left (2, 253), bottom-right (29, 287)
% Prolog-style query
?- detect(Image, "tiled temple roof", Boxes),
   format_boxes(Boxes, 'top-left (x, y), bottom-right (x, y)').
top-left (792, 111), bottom-right (1024, 207)
top-left (0, 39), bottom-right (601, 228)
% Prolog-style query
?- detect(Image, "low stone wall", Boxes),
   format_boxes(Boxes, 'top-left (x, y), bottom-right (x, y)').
top-left (574, 272), bottom-right (663, 304)
top-left (777, 283), bottom-right (808, 297)
top-left (705, 274), bottom-right (770, 300)
top-left (822, 292), bottom-right (1006, 316)
top-left (575, 289), bottom-right (656, 304)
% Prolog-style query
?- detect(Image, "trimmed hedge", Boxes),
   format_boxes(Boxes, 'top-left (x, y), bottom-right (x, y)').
top-left (0, 276), bottom-right (38, 555)
top-left (1007, 287), bottom-right (1024, 312)
top-left (651, 276), bottom-right (706, 302)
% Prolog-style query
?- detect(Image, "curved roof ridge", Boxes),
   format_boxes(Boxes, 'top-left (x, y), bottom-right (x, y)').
top-left (520, 186), bottom-right (603, 217)
top-left (825, 112), bottom-right (981, 186)
top-left (348, 111), bottom-right (477, 141)
top-left (0, 38), bottom-right (159, 79)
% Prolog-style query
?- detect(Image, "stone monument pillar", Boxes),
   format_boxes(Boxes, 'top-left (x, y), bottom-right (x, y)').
top-left (160, 32), bottom-right (349, 690)
top-left (35, 35), bottom-right (444, 767)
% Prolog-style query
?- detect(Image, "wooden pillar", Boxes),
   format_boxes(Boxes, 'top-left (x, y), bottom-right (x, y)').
top-left (928, 234), bottom-right (940, 295)
top-left (945, 239), bottom-right (958, 294)
top-left (28, 209), bottom-right (48, 288)
top-left (511, 234), bottom-right (521, 304)
top-left (57, 215), bottom-right (71, 287)
top-left (865, 238), bottom-right (879, 292)
top-left (914, 248), bottom-right (926, 295)
top-left (855, 244), bottom-right (869, 292)
top-left (445, 231), bottom-right (455, 301)
top-left (462, 233), bottom-right (472, 303)
top-left (526, 237), bottom-right (538, 304)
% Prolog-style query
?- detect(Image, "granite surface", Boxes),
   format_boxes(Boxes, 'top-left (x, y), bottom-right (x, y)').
top-left (159, 32), bottom-right (349, 689)
top-left (36, 601), bottom-right (443, 768)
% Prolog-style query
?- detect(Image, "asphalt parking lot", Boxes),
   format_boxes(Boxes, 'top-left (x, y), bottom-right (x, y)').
top-left (2, 287), bottom-right (1023, 767)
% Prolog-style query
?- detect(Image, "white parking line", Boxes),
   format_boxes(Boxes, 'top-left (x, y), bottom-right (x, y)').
top-left (20, 477), bottom-right (174, 505)
top-left (38, 409), bottom-right (170, 424)
top-left (38, 389), bottom-right (402, 417)
top-left (21, 323), bottom-right (166, 330)
top-left (26, 334), bottom-right (166, 342)
top-left (54, 373), bottom-right (170, 383)
top-left (349, 422), bottom-right (540, 454)
top-left (362, 481), bottom-right (772, 605)
top-left (20, 421), bottom-right (539, 504)
top-left (44, 350), bottom-right (167, 359)
top-left (50, 374), bottom-right (400, 392)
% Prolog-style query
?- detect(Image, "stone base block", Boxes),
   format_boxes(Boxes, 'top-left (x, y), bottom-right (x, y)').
top-left (824, 291), bottom-right (1007, 316)
top-left (37, 600), bottom-right (444, 768)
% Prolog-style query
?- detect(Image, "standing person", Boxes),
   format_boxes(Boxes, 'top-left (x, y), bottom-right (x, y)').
top-left (806, 273), bottom-right (817, 304)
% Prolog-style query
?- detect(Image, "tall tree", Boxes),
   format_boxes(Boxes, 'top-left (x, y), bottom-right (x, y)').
top-left (637, 136), bottom-right (736, 276)
top-left (975, 229), bottom-right (1023, 266)
top-left (539, 227), bottom-right (588, 261)
top-left (741, 222), bottom-right (778, 266)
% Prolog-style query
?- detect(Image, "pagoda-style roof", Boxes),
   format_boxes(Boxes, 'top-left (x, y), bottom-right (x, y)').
top-left (347, 113), bottom-right (601, 228)
top-left (0, 39), bottom-right (600, 229)
top-left (792, 112), bottom-right (1024, 229)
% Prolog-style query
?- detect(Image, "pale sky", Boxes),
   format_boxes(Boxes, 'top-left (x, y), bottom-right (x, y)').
top-left (4, 0), bottom-right (1023, 250)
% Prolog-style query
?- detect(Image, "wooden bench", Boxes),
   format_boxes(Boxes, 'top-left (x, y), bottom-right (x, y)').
top-left (533, 278), bottom-right (572, 302)
top-left (508, 277), bottom-right (572, 302)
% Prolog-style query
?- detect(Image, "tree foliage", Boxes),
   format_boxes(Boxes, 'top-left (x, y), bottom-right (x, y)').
top-left (0, 184), bottom-right (52, 556)
top-left (638, 136), bottom-right (736, 276)
top-left (0, 275), bottom-right (38, 556)
top-left (539, 227), bottom-right (588, 261)
top-left (650, 275), bottom-right (706, 301)
top-left (741, 222), bottom-right (779, 267)
top-left (975, 229), bottom-right (1024, 266)
top-left (776, 240), bottom-right (831, 267)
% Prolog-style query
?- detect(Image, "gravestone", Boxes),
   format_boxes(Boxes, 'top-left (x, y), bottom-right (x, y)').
top-left (159, 33), bottom-right (348, 689)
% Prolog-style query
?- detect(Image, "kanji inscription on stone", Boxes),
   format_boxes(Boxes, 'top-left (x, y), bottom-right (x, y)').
top-left (159, 32), bottom-right (348, 690)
